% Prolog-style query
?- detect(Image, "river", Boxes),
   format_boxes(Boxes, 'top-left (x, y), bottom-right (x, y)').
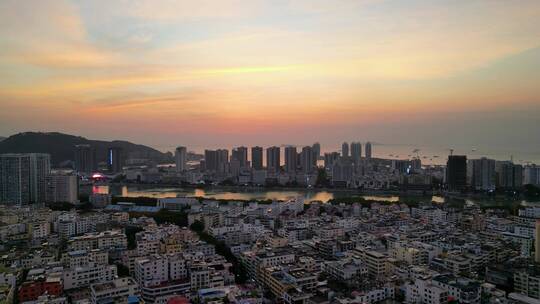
top-left (81, 184), bottom-right (539, 207)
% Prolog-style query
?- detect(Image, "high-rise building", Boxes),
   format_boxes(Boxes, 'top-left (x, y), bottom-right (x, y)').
top-left (392, 159), bottom-right (412, 174)
top-left (266, 146), bottom-right (280, 172)
top-left (324, 152), bottom-right (340, 170)
top-left (341, 142), bottom-right (349, 157)
top-left (312, 143), bottom-right (321, 162)
top-left (300, 146), bottom-right (315, 173)
top-left (536, 220), bottom-right (540, 263)
top-left (174, 146), bottom-right (187, 172)
top-left (74, 144), bottom-right (96, 174)
top-left (446, 155), bottom-right (467, 191)
top-left (229, 159), bottom-right (241, 176)
top-left (495, 161), bottom-right (523, 189)
top-left (365, 142), bottom-right (372, 158)
top-left (46, 172), bottom-right (78, 203)
top-left (232, 147), bottom-right (248, 167)
top-left (107, 147), bottom-right (124, 173)
top-left (411, 158), bottom-right (422, 171)
top-left (524, 165), bottom-right (540, 186)
top-left (467, 157), bottom-right (496, 191)
top-left (251, 146), bottom-right (263, 170)
top-left (350, 142), bottom-right (362, 163)
top-left (284, 146), bottom-right (297, 173)
top-left (332, 158), bottom-right (354, 185)
top-left (204, 150), bottom-right (218, 172)
top-left (0, 153), bottom-right (51, 204)
top-left (216, 149), bottom-right (229, 173)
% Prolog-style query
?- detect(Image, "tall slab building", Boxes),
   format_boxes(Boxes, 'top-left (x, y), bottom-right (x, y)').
top-left (0, 153), bottom-right (51, 204)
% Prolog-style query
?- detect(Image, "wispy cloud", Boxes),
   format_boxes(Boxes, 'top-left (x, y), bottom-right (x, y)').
top-left (1, 0), bottom-right (539, 152)
top-left (0, 0), bottom-right (117, 69)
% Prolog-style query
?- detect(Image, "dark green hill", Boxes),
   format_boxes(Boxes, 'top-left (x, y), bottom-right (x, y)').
top-left (0, 132), bottom-right (170, 166)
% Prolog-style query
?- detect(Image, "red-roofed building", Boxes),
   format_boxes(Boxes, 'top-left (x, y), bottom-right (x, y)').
top-left (167, 296), bottom-right (190, 304)
top-left (18, 279), bottom-right (63, 302)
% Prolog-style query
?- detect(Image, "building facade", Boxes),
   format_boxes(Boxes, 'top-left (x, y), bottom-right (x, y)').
top-left (0, 153), bottom-right (51, 204)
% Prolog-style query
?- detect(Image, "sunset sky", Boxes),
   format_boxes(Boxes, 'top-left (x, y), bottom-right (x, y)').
top-left (1, 0), bottom-right (539, 156)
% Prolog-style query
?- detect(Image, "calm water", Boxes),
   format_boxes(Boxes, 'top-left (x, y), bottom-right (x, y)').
top-left (89, 185), bottom-right (445, 203)
top-left (84, 185), bottom-right (540, 207)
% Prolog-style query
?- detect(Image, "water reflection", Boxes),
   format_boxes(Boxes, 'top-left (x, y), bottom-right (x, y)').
top-left (88, 185), bottom-right (540, 205)
top-left (106, 186), bottom-right (337, 202)
top-left (431, 196), bottom-right (445, 203)
top-left (92, 185), bottom-right (109, 194)
top-left (90, 185), bottom-right (424, 203)
top-left (363, 196), bottom-right (399, 202)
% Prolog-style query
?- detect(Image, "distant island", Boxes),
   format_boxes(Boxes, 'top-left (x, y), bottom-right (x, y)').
top-left (0, 132), bottom-right (171, 166)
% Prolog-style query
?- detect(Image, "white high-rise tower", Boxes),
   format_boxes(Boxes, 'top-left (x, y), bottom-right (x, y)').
top-left (175, 146), bottom-right (187, 172)
top-left (365, 142), bottom-right (372, 158)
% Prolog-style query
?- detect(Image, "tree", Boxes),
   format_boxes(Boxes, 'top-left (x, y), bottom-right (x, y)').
top-left (524, 184), bottom-right (540, 200)
top-left (191, 230), bottom-right (248, 284)
top-left (75, 202), bottom-right (94, 213)
top-left (47, 202), bottom-right (75, 211)
top-left (190, 220), bottom-right (205, 232)
top-left (116, 263), bottom-right (130, 277)
top-left (112, 196), bottom-right (157, 206)
top-left (315, 168), bottom-right (330, 187)
top-left (129, 209), bottom-right (189, 227)
top-left (125, 226), bottom-right (143, 249)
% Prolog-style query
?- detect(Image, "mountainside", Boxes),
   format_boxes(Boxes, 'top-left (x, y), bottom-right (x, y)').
top-left (0, 137), bottom-right (5, 142)
top-left (0, 132), bottom-right (170, 166)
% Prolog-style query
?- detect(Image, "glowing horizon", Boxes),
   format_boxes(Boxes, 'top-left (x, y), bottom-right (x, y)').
top-left (1, 0), bottom-right (539, 154)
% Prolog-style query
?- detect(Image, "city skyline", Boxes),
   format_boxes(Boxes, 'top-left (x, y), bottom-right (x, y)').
top-left (2, 130), bottom-right (539, 165)
top-left (1, 0), bottom-right (539, 154)
top-left (3, 1), bottom-right (540, 302)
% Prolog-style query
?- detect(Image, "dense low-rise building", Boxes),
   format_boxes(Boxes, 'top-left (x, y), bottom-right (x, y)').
top-left (63, 263), bottom-right (118, 290)
top-left (68, 230), bottom-right (127, 252)
top-left (90, 277), bottom-right (139, 304)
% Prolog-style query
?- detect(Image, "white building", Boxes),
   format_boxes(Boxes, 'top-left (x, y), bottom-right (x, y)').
top-left (336, 286), bottom-right (394, 304)
top-left (520, 207), bottom-right (540, 219)
top-left (57, 216), bottom-right (97, 239)
top-left (168, 254), bottom-right (187, 281)
top-left (135, 255), bottom-right (169, 288)
top-left (514, 269), bottom-right (540, 300)
top-left (405, 276), bottom-right (448, 304)
top-left (157, 197), bottom-right (198, 211)
top-left (134, 254), bottom-right (191, 304)
top-left (68, 230), bottom-right (127, 252)
top-left (28, 222), bottom-right (50, 239)
top-left (411, 207), bottom-right (447, 224)
top-left (46, 173), bottom-right (78, 203)
top-left (432, 274), bottom-right (481, 304)
top-left (467, 157), bottom-right (496, 191)
top-left (90, 277), bottom-right (139, 304)
top-left (175, 147), bottom-right (187, 172)
top-left (62, 249), bottom-right (108, 268)
top-left (354, 248), bottom-right (389, 279)
top-left (524, 165), bottom-right (540, 186)
top-left (322, 258), bottom-right (368, 281)
top-left (390, 241), bottom-right (441, 265)
top-left (63, 263), bottom-right (118, 290)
